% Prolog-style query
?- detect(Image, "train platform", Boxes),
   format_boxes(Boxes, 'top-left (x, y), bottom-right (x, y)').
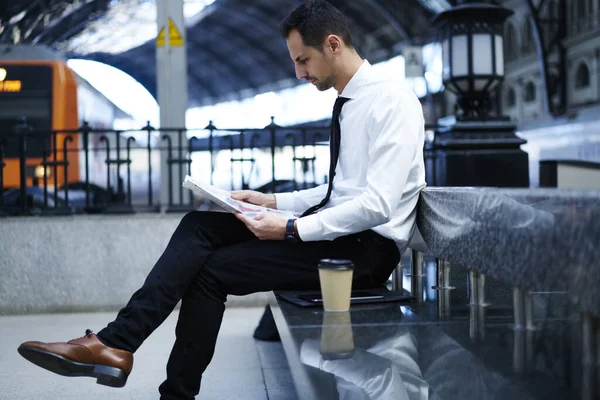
top-left (0, 307), bottom-right (296, 400)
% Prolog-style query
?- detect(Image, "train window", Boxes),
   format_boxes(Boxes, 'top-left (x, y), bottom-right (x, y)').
top-left (0, 97), bottom-right (51, 120)
top-left (0, 97), bottom-right (52, 158)
top-left (575, 63), bottom-right (591, 89)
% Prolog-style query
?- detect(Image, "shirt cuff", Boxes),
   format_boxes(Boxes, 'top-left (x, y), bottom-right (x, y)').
top-left (274, 192), bottom-right (296, 212)
top-left (296, 214), bottom-right (323, 242)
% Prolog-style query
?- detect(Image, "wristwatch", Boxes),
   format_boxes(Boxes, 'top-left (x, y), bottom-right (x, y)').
top-left (284, 218), bottom-right (301, 242)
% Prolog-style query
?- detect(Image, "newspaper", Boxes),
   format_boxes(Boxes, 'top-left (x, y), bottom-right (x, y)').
top-left (183, 175), bottom-right (296, 218)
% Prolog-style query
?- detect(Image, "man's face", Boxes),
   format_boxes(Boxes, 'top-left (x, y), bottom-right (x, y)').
top-left (286, 29), bottom-right (336, 91)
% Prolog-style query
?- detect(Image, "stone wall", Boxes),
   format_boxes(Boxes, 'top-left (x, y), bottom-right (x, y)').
top-left (0, 213), bottom-right (270, 315)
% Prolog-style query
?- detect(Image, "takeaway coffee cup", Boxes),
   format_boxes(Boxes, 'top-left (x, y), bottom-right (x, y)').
top-left (320, 310), bottom-right (355, 360)
top-left (318, 259), bottom-right (354, 312)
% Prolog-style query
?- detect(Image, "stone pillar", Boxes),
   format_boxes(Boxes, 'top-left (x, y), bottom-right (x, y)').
top-left (156, 0), bottom-right (187, 207)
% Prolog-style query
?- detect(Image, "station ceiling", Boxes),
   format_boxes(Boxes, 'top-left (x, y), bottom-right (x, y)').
top-left (0, 0), bottom-right (452, 107)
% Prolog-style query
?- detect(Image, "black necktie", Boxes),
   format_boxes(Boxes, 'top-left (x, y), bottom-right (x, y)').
top-left (301, 96), bottom-right (350, 217)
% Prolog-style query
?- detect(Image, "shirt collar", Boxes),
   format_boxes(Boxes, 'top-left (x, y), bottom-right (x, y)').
top-left (339, 60), bottom-right (371, 99)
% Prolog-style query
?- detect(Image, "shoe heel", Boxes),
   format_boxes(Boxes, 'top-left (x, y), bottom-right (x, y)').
top-left (93, 365), bottom-right (128, 388)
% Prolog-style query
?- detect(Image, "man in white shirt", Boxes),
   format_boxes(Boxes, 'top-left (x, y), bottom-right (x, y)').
top-left (17, 1), bottom-right (426, 399)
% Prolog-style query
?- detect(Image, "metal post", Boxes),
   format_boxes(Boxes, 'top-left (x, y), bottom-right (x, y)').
top-left (14, 119), bottom-right (29, 215)
top-left (513, 286), bottom-right (535, 331)
top-left (435, 259), bottom-right (454, 318)
top-left (206, 121), bottom-right (215, 186)
top-left (582, 313), bottom-right (594, 364)
top-left (468, 270), bottom-right (488, 306)
top-left (513, 329), bottom-right (525, 374)
top-left (469, 270), bottom-right (480, 306)
top-left (469, 303), bottom-right (486, 342)
top-left (596, 318), bottom-right (600, 373)
top-left (144, 121), bottom-right (154, 207)
top-left (0, 139), bottom-right (5, 216)
top-left (469, 303), bottom-right (477, 340)
top-left (581, 313), bottom-right (596, 400)
top-left (513, 286), bottom-right (536, 374)
top-left (408, 249), bottom-right (424, 302)
top-left (81, 121), bottom-right (91, 208)
top-left (269, 117), bottom-right (276, 193)
top-left (156, 0), bottom-right (187, 208)
top-left (391, 262), bottom-right (403, 292)
top-left (513, 287), bottom-right (525, 330)
top-left (524, 290), bottom-right (535, 331)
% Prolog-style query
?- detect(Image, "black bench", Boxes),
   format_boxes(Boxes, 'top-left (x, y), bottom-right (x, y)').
top-left (266, 187), bottom-right (600, 399)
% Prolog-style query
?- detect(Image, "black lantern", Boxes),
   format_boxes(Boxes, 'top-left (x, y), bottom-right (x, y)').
top-left (433, 2), bottom-right (513, 121)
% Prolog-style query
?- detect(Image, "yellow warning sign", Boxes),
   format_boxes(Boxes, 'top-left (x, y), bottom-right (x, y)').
top-left (156, 17), bottom-right (184, 47)
top-left (168, 18), bottom-right (184, 47)
top-left (156, 26), bottom-right (166, 47)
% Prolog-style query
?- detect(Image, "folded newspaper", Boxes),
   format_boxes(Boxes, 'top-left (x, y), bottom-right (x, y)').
top-left (183, 175), bottom-right (296, 218)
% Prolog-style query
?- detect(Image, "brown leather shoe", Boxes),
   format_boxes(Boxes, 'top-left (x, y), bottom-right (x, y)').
top-left (17, 329), bottom-right (133, 388)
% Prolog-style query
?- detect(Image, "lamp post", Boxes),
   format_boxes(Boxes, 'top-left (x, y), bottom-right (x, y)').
top-left (429, 1), bottom-right (529, 187)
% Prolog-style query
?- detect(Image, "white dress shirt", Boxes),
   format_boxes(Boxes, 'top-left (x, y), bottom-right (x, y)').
top-left (275, 60), bottom-right (426, 249)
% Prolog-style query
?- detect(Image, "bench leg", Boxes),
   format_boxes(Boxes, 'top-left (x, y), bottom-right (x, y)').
top-left (469, 301), bottom-right (487, 341)
top-left (581, 313), bottom-right (600, 400)
top-left (407, 249), bottom-right (424, 302)
top-left (512, 287), bottom-right (536, 374)
top-left (390, 262), bottom-right (403, 292)
top-left (435, 259), bottom-right (454, 318)
top-left (512, 327), bottom-right (535, 374)
top-left (513, 287), bottom-right (535, 331)
top-left (468, 270), bottom-right (488, 307)
top-left (581, 313), bottom-right (600, 364)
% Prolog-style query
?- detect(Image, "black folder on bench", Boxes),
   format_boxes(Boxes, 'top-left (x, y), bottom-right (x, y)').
top-left (275, 286), bottom-right (412, 308)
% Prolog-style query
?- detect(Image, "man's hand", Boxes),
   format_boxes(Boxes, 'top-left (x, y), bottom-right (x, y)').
top-left (235, 212), bottom-right (287, 240)
top-left (230, 190), bottom-right (277, 208)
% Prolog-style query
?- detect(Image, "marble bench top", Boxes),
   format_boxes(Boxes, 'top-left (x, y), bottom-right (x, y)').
top-left (416, 187), bottom-right (600, 315)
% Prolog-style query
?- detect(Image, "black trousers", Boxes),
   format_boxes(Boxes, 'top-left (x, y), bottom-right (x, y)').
top-left (97, 211), bottom-right (400, 400)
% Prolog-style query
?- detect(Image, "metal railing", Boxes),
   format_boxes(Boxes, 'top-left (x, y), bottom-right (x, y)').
top-left (0, 118), bottom-right (332, 216)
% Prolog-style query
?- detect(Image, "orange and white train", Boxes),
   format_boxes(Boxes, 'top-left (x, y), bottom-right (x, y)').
top-left (0, 44), bottom-right (128, 190)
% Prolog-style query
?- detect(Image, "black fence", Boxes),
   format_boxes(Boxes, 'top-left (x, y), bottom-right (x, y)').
top-left (0, 118), bottom-right (338, 217)
top-left (0, 118), bottom-right (443, 217)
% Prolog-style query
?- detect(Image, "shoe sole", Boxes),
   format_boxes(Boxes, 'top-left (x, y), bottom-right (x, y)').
top-left (17, 345), bottom-right (128, 388)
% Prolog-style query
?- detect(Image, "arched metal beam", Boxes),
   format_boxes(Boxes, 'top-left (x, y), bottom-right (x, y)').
top-left (32, 0), bottom-right (110, 44)
top-left (186, 51), bottom-right (244, 97)
top-left (330, 1), bottom-right (397, 55)
top-left (416, 0), bottom-right (452, 14)
top-left (361, 0), bottom-right (411, 43)
top-left (242, 1), bottom-right (288, 33)
top-left (199, 23), bottom-right (286, 77)
top-left (101, 55), bottom-right (158, 99)
top-left (0, 0), bottom-right (45, 42)
top-left (43, 19), bottom-right (89, 44)
top-left (182, 63), bottom-right (221, 100)
top-left (188, 31), bottom-right (260, 90)
top-left (83, 48), bottom-right (221, 102)
top-left (197, 19), bottom-right (289, 85)
top-left (214, 6), bottom-right (290, 71)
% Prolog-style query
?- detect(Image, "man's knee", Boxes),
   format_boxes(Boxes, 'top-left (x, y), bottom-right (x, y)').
top-left (178, 211), bottom-right (237, 232)
top-left (192, 255), bottom-right (228, 303)
top-left (175, 211), bottom-right (223, 237)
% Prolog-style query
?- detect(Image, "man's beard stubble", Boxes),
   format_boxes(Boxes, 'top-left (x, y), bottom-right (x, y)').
top-left (316, 73), bottom-right (336, 91)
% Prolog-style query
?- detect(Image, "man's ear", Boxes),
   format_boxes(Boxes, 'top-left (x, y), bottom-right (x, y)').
top-left (326, 34), bottom-right (342, 54)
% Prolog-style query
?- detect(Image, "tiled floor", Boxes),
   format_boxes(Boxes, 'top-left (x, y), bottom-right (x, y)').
top-left (0, 307), bottom-right (297, 400)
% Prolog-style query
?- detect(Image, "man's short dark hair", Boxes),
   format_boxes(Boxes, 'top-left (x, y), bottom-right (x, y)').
top-left (279, 0), bottom-right (354, 51)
